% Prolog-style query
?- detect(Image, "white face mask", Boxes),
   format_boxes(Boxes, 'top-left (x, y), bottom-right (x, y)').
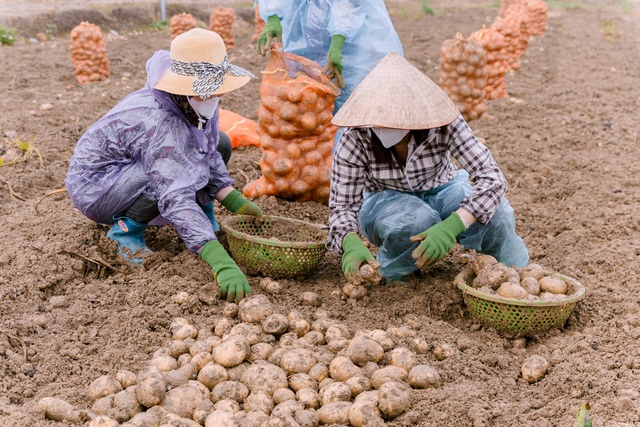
top-left (188, 97), bottom-right (220, 120)
top-left (372, 127), bottom-right (410, 148)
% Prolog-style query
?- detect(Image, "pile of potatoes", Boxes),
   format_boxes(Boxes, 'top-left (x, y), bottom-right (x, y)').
top-left (462, 254), bottom-right (574, 301)
top-left (42, 294), bottom-right (442, 427)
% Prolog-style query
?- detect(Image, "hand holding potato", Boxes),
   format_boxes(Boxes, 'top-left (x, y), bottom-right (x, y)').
top-left (341, 233), bottom-right (378, 285)
top-left (411, 212), bottom-right (466, 268)
top-left (200, 240), bottom-right (252, 303)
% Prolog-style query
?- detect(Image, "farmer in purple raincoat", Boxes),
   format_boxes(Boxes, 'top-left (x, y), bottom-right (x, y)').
top-left (65, 29), bottom-right (261, 303)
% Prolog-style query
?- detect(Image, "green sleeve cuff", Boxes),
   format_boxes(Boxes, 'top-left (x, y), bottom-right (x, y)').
top-left (447, 212), bottom-right (468, 236)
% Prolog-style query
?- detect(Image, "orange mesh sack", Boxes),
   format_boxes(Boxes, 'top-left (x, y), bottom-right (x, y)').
top-left (219, 109), bottom-right (260, 149)
top-left (470, 27), bottom-right (509, 100)
top-left (243, 47), bottom-right (340, 204)
top-left (505, 3), bottom-right (532, 59)
top-left (499, 0), bottom-right (521, 16)
top-left (70, 22), bottom-right (110, 85)
top-left (440, 35), bottom-right (488, 122)
top-left (209, 7), bottom-right (235, 49)
top-left (524, 0), bottom-right (548, 37)
top-left (252, 5), bottom-right (266, 42)
top-left (170, 13), bottom-right (197, 40)
top-left (490, 14), bottom-right (522, 71)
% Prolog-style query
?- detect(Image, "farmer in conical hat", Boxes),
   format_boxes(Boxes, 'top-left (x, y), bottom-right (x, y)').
top-left (255, 0), bottom-right (403, 145)
top-left (328, 53), bottom-right (529, 283)
top-left (65, 29), bottom-right (262, 303)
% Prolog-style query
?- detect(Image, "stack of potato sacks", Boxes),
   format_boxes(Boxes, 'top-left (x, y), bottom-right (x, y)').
top-left (170, 13), bottom-right (197, 40)
top-left (41, 294), bottom-right (443, 427)
top-left (209, 7), bottom-right (236, 49)
top-left (440, 0), bottom-right (548, 120)
top-left (69, 22), bottom-right (110, 85)
top-left (243, 48), bottom-right (339, 205)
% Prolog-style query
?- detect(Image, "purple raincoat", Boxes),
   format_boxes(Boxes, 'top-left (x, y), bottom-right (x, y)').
top-left (65, 50), bottom-right (234, 254)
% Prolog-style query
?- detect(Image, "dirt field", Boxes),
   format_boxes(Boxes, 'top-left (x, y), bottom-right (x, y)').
top-left (1, 1), bottom-right (640, 426)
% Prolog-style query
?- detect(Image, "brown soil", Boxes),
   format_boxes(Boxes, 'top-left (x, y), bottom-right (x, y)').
top-left (1, 1), bottom-right (640, 426)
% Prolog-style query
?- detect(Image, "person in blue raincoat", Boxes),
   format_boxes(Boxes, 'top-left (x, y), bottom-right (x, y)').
top-left (328, 53), bottom-right (529, 283)
top-left (256, 0), bottom-right (404, 143)
top-left (65, 29), bottom-right (261, 303)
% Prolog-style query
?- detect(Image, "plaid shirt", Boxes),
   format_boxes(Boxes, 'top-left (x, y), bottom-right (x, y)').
top-left (328, 114), bottom-right (507, 254)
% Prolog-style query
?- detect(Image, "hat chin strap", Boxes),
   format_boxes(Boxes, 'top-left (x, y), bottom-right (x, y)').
top-left (372, 127), bottom-right (410, 148)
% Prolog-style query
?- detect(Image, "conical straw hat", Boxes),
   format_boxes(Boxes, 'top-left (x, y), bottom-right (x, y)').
top-left (332, 53), bottom-right (459, 129)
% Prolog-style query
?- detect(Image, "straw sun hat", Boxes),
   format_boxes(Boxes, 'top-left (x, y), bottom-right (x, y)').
top-left (155, 28), bottom-right (255, 98)
top-left (332, 52), bottom-right (459, 129)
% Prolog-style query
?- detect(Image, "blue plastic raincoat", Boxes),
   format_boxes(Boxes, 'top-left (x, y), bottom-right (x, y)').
top-left (258, 0), bottom-right (404, 113)
top-left (65, 50), bottom-right (234, 255)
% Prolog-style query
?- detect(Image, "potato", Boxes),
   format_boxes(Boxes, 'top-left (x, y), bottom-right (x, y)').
top-left (349, 390), bottom-right (381, 427)
top-left (191, 352), bottom-right (214, 372)
top-left (240, 361), bottom-right (288, 395)
top-left (193, 398), bottom-right (215, 425)
top-left (136, 367), bottom-right (166, 408)
top-left (198, 362), bottom-right (228, 390)
top-left (293, 408), bottom-right (320, 427)
top-left (311, 317), bottom-right (337, 333)
top-left (434, 343), bottom-right (456, 361)
top-left (539, 276), bottom-right (567, 294)
top-left (89, 415), bottom-right (119, 427)
top-left (324, 324), bottom-right (351, 342)
top-left (239, 294), bottom-right (275, 323)
top-left (370, 366), bottom-right (407, 389)
top-left (316, 401), bottom-right (352, 425)
top-left (272, 388), bottom-right (296, 404)
top-left (389, 347), bottom-right (418, 371)
top-left (359, 263), bottom-right (382, 284)
top-left (249, 342), bottom-right (274, 362)
top-left (408, 364), bottom-right (441, 388)
top-left (39, 397), bottom-right (89, 423)
top-left (327, 338), bottom-right (350, 354)
top-left (280, 348), bottom-right (317, 374)
top-left (378, 381), bottom-right (411, 417)
top-left (521, 355), bottom-right (549, 383)
top-left (204, 409), bottom-right (239, 427)
top-left (345, 376), bottom-right (371, 397)
top-left (211, 381), bottom-right (250, 403)
top-left (520, 263), bottom-right (546, 280)
top-left (122, 407), bottom-right (164, 426)
top-left (89, 375), bottom-right (123, 401)
top-left (318, 378), bottom-right (334, 390)
top-left (386, 326), bottom-right (416, 339)
top-left (173, 325), bottom-right (199, 341)
top-left (226, 363), bottom-right (249, 382)
top-left (520, 276), bottom-right (541, 295)
top-left (225, 323), bottom-right (263, 345)
top-left (262, 314), bottom-right (290, 335)
top-left (342, 283), bottom-right (367, 299)
top-left (410, 338), bottom-right (430, 354)
top-left (223, 303), bottom-right (239, 318)
top-left (241, 410), bottom-right (270, 427)
top-left (288, 373), bottom-right (318, 392)
top-left (268, 348), bottom-right (288, 366)
top-left (472, 263), bottom-right (519, 290)
top-left (288, 318), bottom-right (311, 337)
top-left (150, 354), bottom-right (178, 372)
top-left (308, 363), bottom-right (329, 382)
top-left (361, 362), bottom-right (380, 379)
top-left (278, 332), bottom-right (299, 346)
top-left (215, 398), bottom-right (242, 414)
top-left (298, 330), bottom-right (325, 347)
top-left (93, 386), bottom-right (142, 422)
top-left (368, 330), bottom-right (395, 351)
top-left (189, 340), bottom-right (212, 356)
top-left (243, 390), bottom-right (274, 415)
top-left (271, 400), bottom-right (304, 418)
top-left (177, 353), bottom-right (193, 368)
top-left (296, 388), bottom-right (320, 409)
top-left (163, 368), bottom-right (190, 389)
top-left (266, 414), bottom-right (299, 427)
top-left (161, 383), bottom-right (205, 419)
top-left (497, 282), bottom-right (529, 299)
top-left (329, 356), bottom-right (363, 381)
top-left (164, 412), bottom-right (202, 427)
top-left (339, 335), bottom-right (384, 367)
top-left (212, 336), bottom-right (250, 368)
top-left (214, 317), bottom-right (234, 338)
top-left (319, 381), bottom-right (351, 405)
top-left (301, 291), bottom-right (322, 307)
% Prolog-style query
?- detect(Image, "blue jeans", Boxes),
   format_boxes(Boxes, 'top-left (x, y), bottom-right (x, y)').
top-left (358, 170), bottom-right (529, 279)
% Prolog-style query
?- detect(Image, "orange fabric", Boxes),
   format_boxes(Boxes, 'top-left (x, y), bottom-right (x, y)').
top-left (218, 109), bottom-right (260, 149)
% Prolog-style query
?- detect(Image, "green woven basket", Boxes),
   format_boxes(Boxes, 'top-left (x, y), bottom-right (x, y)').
top-left (219, 215), bottom-right (328, 279)
top-left (455, 268), bottom-right (586, 337)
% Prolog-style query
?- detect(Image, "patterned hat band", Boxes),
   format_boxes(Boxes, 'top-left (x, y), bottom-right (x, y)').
top-left (170, 56), bottom-right (256, 99)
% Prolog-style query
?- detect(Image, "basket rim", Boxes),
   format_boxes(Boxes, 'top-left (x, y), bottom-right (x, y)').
top-left (454, 267), bottom-right (586, 307)
top-left (219, 214), bottom-right (328, 250)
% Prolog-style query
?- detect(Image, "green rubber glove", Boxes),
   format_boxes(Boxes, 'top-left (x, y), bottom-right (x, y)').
top-left (341, 232), bottom-right (379, 284)
top-left (221, 189), bottom-right (263, 217)
top-left (201, 240), bottom-right (251, 303)
top-left (410, 212), bottom-right (467, 268)
top-left (257, 15), bottom-right (282, 56)
top-left (321, 34), bottom-right (346, 88)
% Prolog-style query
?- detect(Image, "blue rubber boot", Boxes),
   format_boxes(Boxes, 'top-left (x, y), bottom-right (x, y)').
top-left (106, 216), bottom-right (152, 265)
top-left (201, 203), bottom-right (220, 232)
